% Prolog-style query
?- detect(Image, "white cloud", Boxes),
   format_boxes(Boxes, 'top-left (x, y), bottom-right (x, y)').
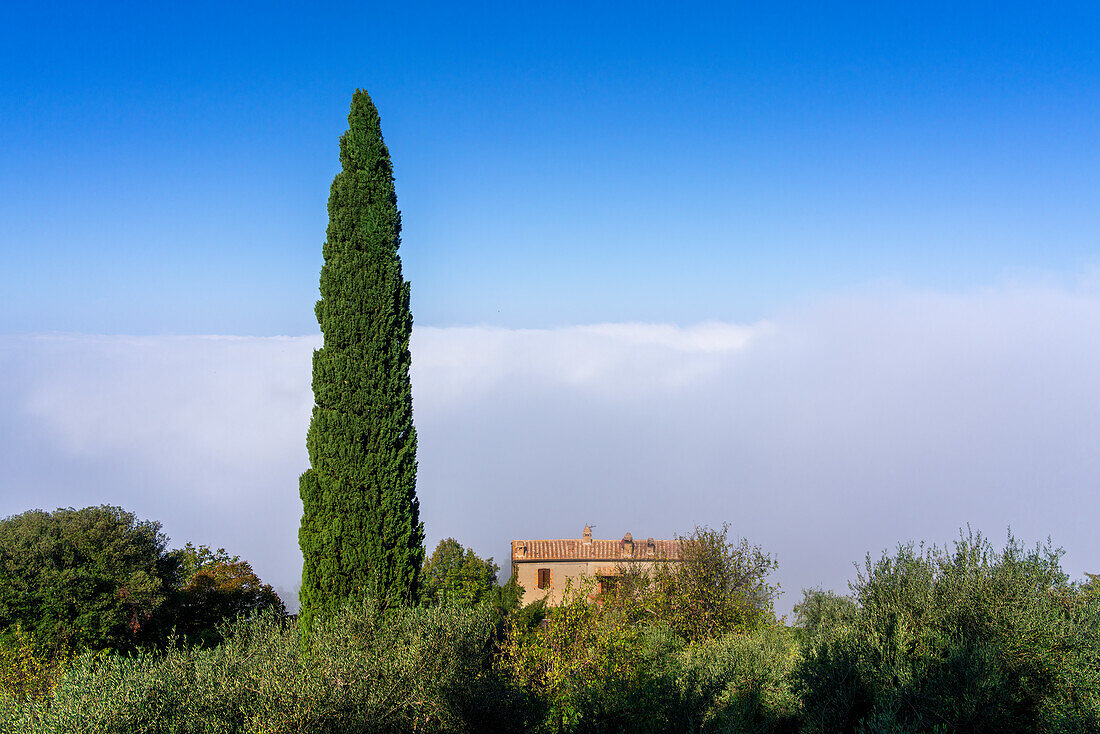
top-left (412, 321), bottom-right (764, 407)
top-left (2, 284), bottom-right (1099, 613)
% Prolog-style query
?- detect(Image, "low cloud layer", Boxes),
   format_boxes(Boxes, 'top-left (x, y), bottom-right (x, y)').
top-left (3, 285), bottom-right (1099, 613)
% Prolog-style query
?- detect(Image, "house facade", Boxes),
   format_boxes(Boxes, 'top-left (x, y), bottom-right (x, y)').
top-left (511, 525), bottom-right (681, 606)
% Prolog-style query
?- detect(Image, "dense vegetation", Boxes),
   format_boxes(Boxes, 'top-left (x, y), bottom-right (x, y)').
top-left (0, 505), bottom-right (179, 652)
top-left (0, 506), bottom-right (283, 655)
top-left (3, 518), bottom-right (1097, 733)
top-left (0, 505), bottom-right (286, 719)
top-left (170, 543), bottom-right (286, 648)
top-left (298, 88), bottom-right (424, 630)
top-left (420, 537), bottom-right (499, 607)
top-left (794, 532), bottom-right (1100, 733)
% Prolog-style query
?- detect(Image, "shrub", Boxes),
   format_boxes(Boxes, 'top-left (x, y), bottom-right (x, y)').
top-left (665, 625), bottom-right (801, 734)
top-left (2, 599), bottom-right (523, 734)
top-left (499, 577), bottom-right (660, 733)
top-left (648, 524), bottom-right (779, 642)
top-left (499, 576), bottom-right (799, 734)
top-left (793, 588), bottom-right (857, 635)
top-left (794, 530), bottom-right (1100, 733)
top-left (0, 625), bottom-right (70, 706)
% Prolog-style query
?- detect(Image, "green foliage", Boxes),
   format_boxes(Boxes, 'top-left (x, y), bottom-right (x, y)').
top-left (794, 530), bottom-right (1100, 733)
top-left (792, 587), bottom-right (858, 643)
top-left (5, 518), bottom-right (1096, 733)
top-left (662, 625), bottom-right (801, 733)
top-left (499, 577), bottom-right (663, 732)
top-left (299, 88), bottom-right (424, 630)
top-left (2, 601), bottom-right (523, 734)
top-left (648, 523), bottom-right (780, 642)
top-left (505, 588), bottom-right (546, 634)
top-left (0, 505), bottom-right (179, 651)
top-left (174, 542), bottom-right (239, 581)
top-left (499, 575), bottom-right (799, 733)
top-left (0, 508), bottom-right (287, 654)
top-left (421, 538), bottom-right (499, 607)
top-left (0, 625), bottom-right (70, 705)
top-left (172, 545), bottom-right (286, 647)
top-left (1083, 573), bottom-right (1100, 600)
top-left (489, 574), bottom-right (526, 617)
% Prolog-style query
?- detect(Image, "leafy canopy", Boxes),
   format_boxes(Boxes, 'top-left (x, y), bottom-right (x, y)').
top-left (795, 530), bottom-right (1100, 733)
top-left (172, 543), bottom-right (285, 646)
top-left (646, 523), bottom-right (779, 641)
top-left (0, 506), bottom-right (179, 651)
top-left (421, 538), bottom-right (499, 607)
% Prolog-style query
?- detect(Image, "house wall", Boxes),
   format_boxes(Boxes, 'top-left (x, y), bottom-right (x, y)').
top-left (513, 559), bottom-right (664, 606)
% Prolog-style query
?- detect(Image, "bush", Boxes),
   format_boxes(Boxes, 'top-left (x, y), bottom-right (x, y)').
top-left (499, 575), bottom-right (799, 734)
top-left (665, 625), bottom-right (801, 734)
top-left (499, 577), bottom-right (659, 733)
top-left (648, 524), bottom-right (779, 642)
top-left (6, 525), bottom-right (1097, 733)
top-left (793, 588), bottom-right (858, 639)
top-left (0, 625), bottom-right (70, 706)
top-left (2, 600), bottom-right (524, 734)
top-left (794, 530), bottom-right (1100, 733)
top-left (0, 506), bottom-right (181, 651)
top-left (0, 508), bottom-right (288, 655)
top-left (172, 543), bottom-right (286, 647)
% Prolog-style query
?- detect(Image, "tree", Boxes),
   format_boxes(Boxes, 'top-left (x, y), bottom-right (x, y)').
top-left (172, 543), bottom-right (285, 646)
top-left (647, 523), bottom-right (778, 641)
top-left (421, 538), bottom-right (499, 607)
top-left (0, 506), bottom-right (180, 651)
top-left (299, 89), bottom-right (424, 629)
top-left (175, 542), bottom-right (238, 581)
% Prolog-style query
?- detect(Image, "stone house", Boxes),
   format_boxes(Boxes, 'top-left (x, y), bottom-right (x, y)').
top-left (511, 525), bottom-right (681, 606)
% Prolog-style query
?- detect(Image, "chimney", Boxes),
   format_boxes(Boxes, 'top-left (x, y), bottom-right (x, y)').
top-left (582, 525), bottom-right (592, 544)
top-left (621, 532), bottom-right (634, 557)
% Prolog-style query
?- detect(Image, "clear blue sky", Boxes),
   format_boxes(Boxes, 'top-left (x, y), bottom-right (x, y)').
top-left (2, 2), bottom-right (1098, 334)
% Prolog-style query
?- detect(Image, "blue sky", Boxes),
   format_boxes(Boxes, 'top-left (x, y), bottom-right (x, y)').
top-left (3, 2), bottom-right (1098, 333)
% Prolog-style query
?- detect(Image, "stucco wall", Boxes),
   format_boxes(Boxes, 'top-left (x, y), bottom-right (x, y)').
top-left (513, 559), bottom-right (664, 606)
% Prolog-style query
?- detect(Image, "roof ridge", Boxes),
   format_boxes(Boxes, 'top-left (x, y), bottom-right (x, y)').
top-left (512, 537), bottom-right (682, 561)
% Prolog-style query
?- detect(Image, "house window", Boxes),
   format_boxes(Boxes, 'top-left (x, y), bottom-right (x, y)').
top-left (537, 568), bottom-right (551, 589)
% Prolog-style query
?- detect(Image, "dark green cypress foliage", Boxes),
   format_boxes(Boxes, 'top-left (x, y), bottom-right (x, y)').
top-left (298, 90), bottom-right (424, 630)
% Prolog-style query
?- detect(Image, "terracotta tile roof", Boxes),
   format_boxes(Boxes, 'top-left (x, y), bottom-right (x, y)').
top-left (512, 537), bottom-right (681, 562)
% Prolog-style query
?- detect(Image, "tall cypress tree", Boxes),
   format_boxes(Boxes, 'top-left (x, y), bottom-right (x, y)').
top-left (298, 90), bottom-right (423, 629)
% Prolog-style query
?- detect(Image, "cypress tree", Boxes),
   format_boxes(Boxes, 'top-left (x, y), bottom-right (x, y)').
top-left (298, 90), bottom-right (423, 629)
